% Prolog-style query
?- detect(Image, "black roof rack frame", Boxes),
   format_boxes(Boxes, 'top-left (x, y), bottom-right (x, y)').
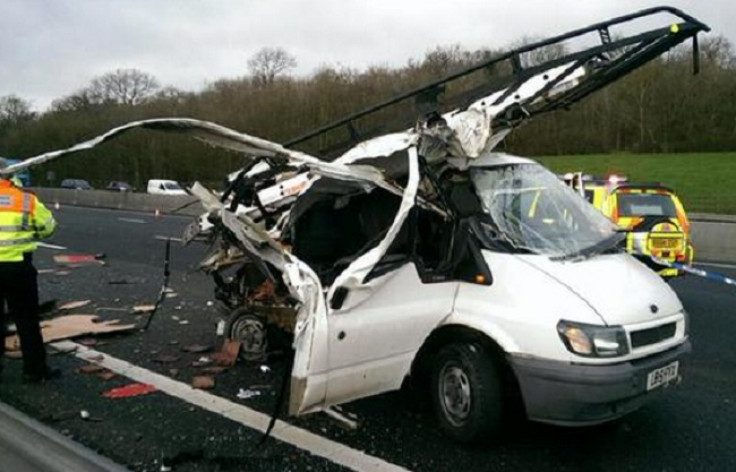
top-left (284, 6), bottom-right (709, 159)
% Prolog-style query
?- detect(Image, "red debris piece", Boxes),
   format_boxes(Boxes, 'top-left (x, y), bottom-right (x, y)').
top-left (103, 383), bottom-right (157, 399)
top-left (53, 254), bottom-right (105, 266)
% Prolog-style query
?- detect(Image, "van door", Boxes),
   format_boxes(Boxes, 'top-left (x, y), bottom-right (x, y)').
top-left (289, 147), bottom-right (424, 414)
top-left (325, 263), bottom-right (457, 406)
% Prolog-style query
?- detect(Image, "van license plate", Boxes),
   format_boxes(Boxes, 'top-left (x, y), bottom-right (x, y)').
top-left (646, 361), bottom-right (679, 390)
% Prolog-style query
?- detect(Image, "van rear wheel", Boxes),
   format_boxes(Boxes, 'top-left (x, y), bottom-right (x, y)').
top-left (431, 343), bottom-right (504, 443)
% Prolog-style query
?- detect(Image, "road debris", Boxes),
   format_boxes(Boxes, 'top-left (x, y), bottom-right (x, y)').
top-left (181, 344), bottom-right (212, 353)
top-left (259, 365), bottom-right (271, 374)
top-left (191, 356), bottom-right (212, 367)
top-left (210, 340), bottom-right (241, 366)
top-left (77, 364), bottom-right (107, 374)
top-left (53, 254), bottom-right (106, 267)
top-left (200, 366), bottom-right (228, 375)
top-left (103, 383), bottom-right (157, 399)
top-left (58, 300), bottom-right (91, 311)
top-left (323, 406), bottom-right (359, 430)
top-left (191, 375), bottom-right (215, 390)
top-left (236, 388), bottom-right (261, 400)
top-left (98, 371), bottom-right (117, 381)
top-left (4, 315), bottom-right (136, 351)
top-left (133, 305), bottom-right (156, 314)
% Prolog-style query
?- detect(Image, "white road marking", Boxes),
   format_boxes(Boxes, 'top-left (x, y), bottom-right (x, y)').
top-left (117, 217), bottom-right (146, 224)
top-left (37, 242), bottom-right (68, 250)
top-left (154, 235), bottom-right (184, 242)
top-left (697, 262), bottom-right (736, 270)
top-left (51, 341), bottom-right (411, 472)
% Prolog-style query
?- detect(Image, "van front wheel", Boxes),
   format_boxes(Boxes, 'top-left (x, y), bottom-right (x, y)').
top-left (431, 343), bottom-right (504, 443)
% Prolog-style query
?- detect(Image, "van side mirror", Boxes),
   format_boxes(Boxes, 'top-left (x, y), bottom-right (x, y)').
top-left (330, 286), bottom-right (349, 310)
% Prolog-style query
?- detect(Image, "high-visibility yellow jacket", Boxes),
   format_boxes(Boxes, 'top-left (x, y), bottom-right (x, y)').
top-left (0, 179), bottom-right (56, 262)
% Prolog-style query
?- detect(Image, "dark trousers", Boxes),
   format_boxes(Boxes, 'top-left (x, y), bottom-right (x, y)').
top-left (0, 255), bottom-right (47, 375)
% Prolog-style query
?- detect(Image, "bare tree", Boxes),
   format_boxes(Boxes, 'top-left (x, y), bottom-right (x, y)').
top-left (50, 89), bottom-right (96, 112)
top-left (247, 47), bottom-right (297, 85)
top-left (88, 69), bottom-right (160, 105)
top-left (0, 95), bottom-right (35, 123)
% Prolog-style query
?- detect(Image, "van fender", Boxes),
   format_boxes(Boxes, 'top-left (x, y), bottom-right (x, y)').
top-left (437, 311), bottom-right (520, 354)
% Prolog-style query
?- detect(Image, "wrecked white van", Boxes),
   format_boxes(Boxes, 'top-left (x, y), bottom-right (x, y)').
top-left (196, 145), bottom-right (689, 443)
top-left (0, 6), bottom-right (707, 443)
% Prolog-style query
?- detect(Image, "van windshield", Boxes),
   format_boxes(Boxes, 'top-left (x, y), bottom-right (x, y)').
top-left (163, 182), bottom-right (182, 190)
top-left (470, 163), bottom-right (623, 259)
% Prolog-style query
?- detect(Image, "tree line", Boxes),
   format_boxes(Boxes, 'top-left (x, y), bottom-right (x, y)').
top-left (0, 39), bottom-right (734, 189)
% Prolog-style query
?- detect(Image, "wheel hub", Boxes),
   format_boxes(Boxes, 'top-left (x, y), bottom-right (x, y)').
top-left (230, 316), bottom-right (266, 360)
top-left (440, 364), bottom-right (471, 426)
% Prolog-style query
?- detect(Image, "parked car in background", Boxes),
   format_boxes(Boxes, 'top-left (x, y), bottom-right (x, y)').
top-left (60, 178), bottom-right (93, 190)
top-left (147, 179), bottom-right (187, 196)
top-left (106, 181), bottom-right (134, 192)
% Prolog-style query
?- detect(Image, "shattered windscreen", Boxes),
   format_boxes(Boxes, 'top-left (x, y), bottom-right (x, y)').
top-left (471, 163), bottom-right (623, 259)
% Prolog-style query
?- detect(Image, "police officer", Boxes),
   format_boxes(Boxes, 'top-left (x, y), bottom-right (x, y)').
top-left (0, 172), bottom-right (59, 383)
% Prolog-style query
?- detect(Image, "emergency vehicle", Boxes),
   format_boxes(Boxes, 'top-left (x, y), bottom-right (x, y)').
top-left (568, 174), bottom-right (695, 277)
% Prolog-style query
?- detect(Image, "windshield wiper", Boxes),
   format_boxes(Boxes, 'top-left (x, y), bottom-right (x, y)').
top-left (551, 232), bottom-right (626, 262)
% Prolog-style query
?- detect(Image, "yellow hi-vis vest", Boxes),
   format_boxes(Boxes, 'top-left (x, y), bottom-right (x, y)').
top-left (0, 179), bottom-right (56, 262)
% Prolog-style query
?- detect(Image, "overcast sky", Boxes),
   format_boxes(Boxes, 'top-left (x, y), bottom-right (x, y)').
top-left (1, 0), bottom-right (731, 111)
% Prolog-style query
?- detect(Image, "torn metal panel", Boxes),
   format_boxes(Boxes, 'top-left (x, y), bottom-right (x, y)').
top-left (326, 147), bottom-right (419, 305)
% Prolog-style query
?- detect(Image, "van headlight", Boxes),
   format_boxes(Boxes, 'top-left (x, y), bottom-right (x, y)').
top-left (557, 320), bottom-right (629, 357)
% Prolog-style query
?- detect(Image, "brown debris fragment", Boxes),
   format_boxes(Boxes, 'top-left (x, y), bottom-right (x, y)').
top-left (201, 366), bottom-right (229, 375)
top-left (4, 315), bottom-right (135, 352)
top-left (58, 300), bottom-right (91, 311)
top-left (78, 338), bottom-right (98, 346)
top-left (77, 364), bottom-right (107, 374)
top-left (210, 340), bottom-right (241, 366)
top-left (191, 375), bottom-right (215, 390)
top-left (98, 371), bottom-right (117, 381)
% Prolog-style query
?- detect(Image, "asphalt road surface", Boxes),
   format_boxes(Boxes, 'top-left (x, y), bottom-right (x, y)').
top-left (0, 205), bottom-right (734, 472)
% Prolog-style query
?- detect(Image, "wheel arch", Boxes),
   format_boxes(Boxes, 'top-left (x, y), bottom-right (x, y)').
top-left (408, 324), bottom-right (523, 408)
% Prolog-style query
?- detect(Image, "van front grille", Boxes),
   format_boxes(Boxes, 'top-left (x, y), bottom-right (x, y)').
top-left (630, 322), bottom-right (676, 348)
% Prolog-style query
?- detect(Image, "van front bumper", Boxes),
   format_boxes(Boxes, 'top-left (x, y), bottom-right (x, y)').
top-left (508, 340), bottom-right (690, 426)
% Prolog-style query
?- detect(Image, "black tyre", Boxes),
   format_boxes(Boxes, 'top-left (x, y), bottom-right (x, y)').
top-left (431, 343), bottom-right (504, 443)
top-left (225, 307), bottom-right (267, 361)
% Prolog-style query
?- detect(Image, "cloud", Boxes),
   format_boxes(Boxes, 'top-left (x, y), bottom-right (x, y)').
top-left (0, 0), bottom-right (728, 111)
